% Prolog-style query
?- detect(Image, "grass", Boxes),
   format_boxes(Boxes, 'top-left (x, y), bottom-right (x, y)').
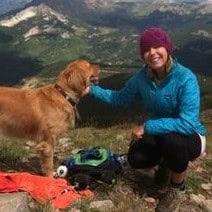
top-left (0, 121), bottom-right (211, 211)
top-left (187, 175), bottom-right (202, 193)
top-left (0, 136), bottom-right (27, 169)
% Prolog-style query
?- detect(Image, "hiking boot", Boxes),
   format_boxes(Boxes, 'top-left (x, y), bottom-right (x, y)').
top-left (155, 187), bottom-right (185, 212)
top-left (154, 161), bottom-right (170, 186)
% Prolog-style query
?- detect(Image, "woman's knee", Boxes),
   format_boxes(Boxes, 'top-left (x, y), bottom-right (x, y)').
top-left (159, 133), bottom-right (190, 173)
top-left (127, 137), bottom-right (161, 169)
top-left (160, 133), bottom-right (187, 152)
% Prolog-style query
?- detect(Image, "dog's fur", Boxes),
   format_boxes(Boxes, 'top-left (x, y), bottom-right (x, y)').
top-left (0, 59), bottom-right (100, 176)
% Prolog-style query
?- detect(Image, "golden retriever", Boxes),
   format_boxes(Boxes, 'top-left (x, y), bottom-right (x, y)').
top-left (0, 59), bottom-right (100, 176)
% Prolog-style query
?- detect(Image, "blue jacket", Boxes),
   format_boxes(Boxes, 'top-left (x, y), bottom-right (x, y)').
top-left (89, 59), bottom-right (207, 136)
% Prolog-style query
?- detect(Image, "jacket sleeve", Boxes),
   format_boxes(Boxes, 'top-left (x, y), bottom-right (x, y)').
top-left (144, 74), bottom-right (202, 135)
top-left (89, 72), bottom-right (141, 107)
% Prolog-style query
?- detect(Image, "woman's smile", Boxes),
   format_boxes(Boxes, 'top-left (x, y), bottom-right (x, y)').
top-left (144, 47), bottom-right (168, 71)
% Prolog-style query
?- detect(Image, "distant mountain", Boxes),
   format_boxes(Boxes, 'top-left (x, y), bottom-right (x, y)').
top-left (0, 0), bottom-right (32, 15)
top-left (1, 0), bottom-right (211, 15)
top-left (0, 0), bottom-right (211, 86)
top-left (19, 0), bottom-right (212, 26)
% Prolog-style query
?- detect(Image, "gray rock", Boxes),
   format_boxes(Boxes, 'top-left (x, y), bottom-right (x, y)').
top-left (0, 192), bottom-right (32, 212)
top-left (89, 200), bottom-right (114, 212)
top-left (202, 199), bottom-right (212, 212)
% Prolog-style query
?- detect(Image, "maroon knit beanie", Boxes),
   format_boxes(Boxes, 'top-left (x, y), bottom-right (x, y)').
top-left (139, 27), bottom-right (173, 58)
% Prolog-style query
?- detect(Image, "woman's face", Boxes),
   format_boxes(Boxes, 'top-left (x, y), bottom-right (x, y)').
top-left (143, 47), bottom-right (169, 71)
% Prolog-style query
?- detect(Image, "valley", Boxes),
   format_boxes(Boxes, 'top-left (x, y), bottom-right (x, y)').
top-left (0, 0), bottom-right (211, 111)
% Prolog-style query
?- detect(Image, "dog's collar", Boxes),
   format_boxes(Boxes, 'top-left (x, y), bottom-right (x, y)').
top-left (55, 84), bottom-right (80, 120)
top-left (54, 84), bottom-right (77, 107)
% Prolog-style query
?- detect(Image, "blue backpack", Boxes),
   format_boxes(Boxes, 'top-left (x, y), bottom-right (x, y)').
top-left (56, 147), bottom-right (125, 190)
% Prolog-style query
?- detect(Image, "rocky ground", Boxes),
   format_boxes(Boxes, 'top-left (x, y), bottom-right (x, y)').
top-left (0, 132), bottom-right (211, 212)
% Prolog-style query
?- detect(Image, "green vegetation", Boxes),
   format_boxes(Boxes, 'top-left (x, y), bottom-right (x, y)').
top-left (0, 1), bottom-right (211, 85)
top-left (187, 175), bottom-right (202, 193)
top-left (0, 137), bottom-right (27, 168)
top-left (198, 75), bottom-right (212, 110)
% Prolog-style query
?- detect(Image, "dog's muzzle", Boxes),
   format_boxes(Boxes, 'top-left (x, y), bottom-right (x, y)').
top-left (90, 75), bottom-right (99, 84)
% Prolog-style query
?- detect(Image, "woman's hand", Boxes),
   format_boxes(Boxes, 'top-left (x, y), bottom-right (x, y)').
top-left (131, 125), bottom-right (145, 141)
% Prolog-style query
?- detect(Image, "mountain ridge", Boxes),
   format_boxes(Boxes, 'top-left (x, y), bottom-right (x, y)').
top-left (0, 0), bottom-right (211, 86)
top-left (1, 0), bottom-right (212, 16)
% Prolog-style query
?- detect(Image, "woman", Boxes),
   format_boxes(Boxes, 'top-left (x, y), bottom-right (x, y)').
top-left (88, 27), bottom-right (207, 212)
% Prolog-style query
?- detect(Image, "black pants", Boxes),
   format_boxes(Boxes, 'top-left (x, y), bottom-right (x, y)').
top-left (127, 132), bottom-right (201, 173)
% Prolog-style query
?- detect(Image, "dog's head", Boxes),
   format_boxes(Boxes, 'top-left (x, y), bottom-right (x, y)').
top-left (57, 59), bottom-right (100, 96)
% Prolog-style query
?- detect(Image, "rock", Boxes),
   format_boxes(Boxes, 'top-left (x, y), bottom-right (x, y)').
top-left (0, 192), bottom-right (32, 212)
top-left (143, 197), bottom-right (156, 204)
top-left (202, 199), bottom-right (212, 212)
top-left (59, 137), bottom-right (72, 144)
top-left (71, 148), bottom-right (82, 154)
top-left (196, 167), bottom-right (204, 173)
top-left (201, 183), bottom-right (212, 191)
top-left (116, 134), bottom-right (124, 142)
top-left (190, 193), bottom-right (205, 205)
top-left (69, 208), bottom-right (81, 212)
top-left (89, 200), bottom-right (114, 212)
top-left (26, 140), bottom-right (35, 147)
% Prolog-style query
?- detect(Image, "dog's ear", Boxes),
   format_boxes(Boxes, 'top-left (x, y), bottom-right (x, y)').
top-left (67, 64), bottom-right (88, 92)
top-left (57, 60), bottom-right (99, 95)
top-left (63, 60), bottom-right (92, 94)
